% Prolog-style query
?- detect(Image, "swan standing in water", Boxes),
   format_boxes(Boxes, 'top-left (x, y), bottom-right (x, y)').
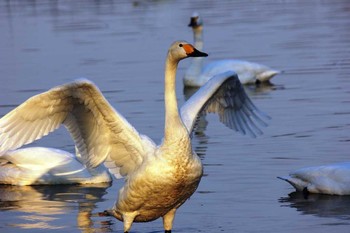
top-left (278, 162), bottom-right (350, 195)
top-left (0, 41), bottom-right (268, 232)
top-left (184, 12), bottom-right (280, 87)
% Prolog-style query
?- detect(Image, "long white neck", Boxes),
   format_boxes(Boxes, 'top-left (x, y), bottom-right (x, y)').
top-left (164, 55), bottom-right (188, 143)
top-left (193, 26), bottom-right (203, 50)
top-left (184, 26), bottom-right (204, 83)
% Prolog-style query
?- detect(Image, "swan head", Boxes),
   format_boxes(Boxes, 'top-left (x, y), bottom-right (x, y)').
top-left (168, 41), bottom-right (208, 61)
top-left (188, 12), bottom-right (203, 28)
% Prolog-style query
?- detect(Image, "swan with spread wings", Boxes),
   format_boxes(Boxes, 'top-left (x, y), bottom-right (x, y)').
top-left (0, 41), bottom-right (268, 233)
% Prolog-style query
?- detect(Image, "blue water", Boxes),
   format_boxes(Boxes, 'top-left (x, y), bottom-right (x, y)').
top-left (0, 0), bottom-right (350, 232)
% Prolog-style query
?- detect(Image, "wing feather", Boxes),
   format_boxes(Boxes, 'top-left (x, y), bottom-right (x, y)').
top-left (0, 79), bottom-right (154, 178)
top-left (180, 71), bottom-right (269, 137)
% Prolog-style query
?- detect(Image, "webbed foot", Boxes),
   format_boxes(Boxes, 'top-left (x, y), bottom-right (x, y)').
top-left (98, 210), bottom-right (111, 217)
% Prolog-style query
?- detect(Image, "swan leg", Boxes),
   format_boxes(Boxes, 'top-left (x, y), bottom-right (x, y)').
top-left (98, 210), bottom-right (136, 233)
top-left (163, 208), bottom-right (177, 233)
top-left (123, 212), bottom-right (138, 233)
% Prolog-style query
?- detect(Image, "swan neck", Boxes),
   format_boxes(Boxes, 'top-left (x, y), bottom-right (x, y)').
top-left (185, 26), bottom-right (204, 80)
top-left (164, 56), bottom-right (188, 142)
top-left (193, 26), bottom-right (203, 50)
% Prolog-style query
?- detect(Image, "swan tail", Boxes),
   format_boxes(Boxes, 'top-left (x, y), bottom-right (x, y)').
top-left (277, 176), bottom-right (307, 192)
top-left (257, 70), bottom-right (280, 82)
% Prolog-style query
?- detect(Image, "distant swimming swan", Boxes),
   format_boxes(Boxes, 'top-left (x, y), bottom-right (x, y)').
top-left (184, 12), bottom-right (280, 87)
top-left (278, 162), bottom-right (350, 195)
top-left (0, 41), bottom-right (268, 233)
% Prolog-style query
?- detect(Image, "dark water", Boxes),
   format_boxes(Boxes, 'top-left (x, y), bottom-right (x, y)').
top-left (1, 0), bottom-right (350, 232)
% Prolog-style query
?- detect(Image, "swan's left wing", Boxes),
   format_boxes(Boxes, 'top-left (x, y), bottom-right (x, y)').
top-left (180, 71), bottom-right (270, 137)
top-left (0, 79), bottom-right (153, 179)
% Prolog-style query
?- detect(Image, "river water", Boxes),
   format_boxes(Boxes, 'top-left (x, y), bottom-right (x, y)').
top-left (0, 0), bottom-right (350, 232)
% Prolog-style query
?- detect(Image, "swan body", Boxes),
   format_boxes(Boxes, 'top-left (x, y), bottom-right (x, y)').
top-left (184, 12), bottom-right (280, 87)
top-left (278, 162), bottom-right (350, 195)
top-left (0, 147), bottom-right (112, 185)
top-left (0, 41), bottom-right (268, 232)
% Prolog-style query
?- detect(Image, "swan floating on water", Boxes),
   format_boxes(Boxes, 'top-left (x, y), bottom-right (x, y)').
top-left (184, 12), bottom-right (280, 87)
top-left (0, 41), bottom-right (268, 233)
top-left (278, 162), bottom-right (350, 195)
top-left (0, 147), bottom-right (112, 185)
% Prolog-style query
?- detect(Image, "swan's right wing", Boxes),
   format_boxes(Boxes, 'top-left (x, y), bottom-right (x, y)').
top-left (0, 79), bottom-right (154, 178)
top-left (180, 71), bottom-right (270, 137)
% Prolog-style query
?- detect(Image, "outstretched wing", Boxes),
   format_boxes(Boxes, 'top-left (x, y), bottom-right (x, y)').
top-left (0, 79), bottom-right (154, 178)
top-left (180, 71), bottom-right (270, 137)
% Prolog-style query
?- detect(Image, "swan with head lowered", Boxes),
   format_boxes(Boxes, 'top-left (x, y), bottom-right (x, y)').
top-left (0, 147), bottom-right (112, 185)
top-left (184, 12), bottom-right (280, 87)
top-left (0, 41), bottom-right (268, 233)
top-left (278, 162), bottom-right (350, 196)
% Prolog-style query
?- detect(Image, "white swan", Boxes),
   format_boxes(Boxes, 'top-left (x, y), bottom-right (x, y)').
top-left (0, 41), bottom-right (268, 233)
top-left (184, 12), bottom-right (280, 87)
top-left (278, 162), bottom-right (350, 195)
top-left (0, 147), bottom-right (112, 185)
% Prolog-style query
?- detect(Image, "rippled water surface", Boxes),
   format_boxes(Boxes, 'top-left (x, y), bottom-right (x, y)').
top-left (1, 0), bottom-right (350, 232)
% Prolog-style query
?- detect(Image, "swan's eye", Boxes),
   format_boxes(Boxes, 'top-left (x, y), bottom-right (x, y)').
top-left (179, 44), bottom-right (183, 47)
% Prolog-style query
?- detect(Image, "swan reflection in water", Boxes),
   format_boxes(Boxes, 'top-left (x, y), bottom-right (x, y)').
top-left (0, 183), bottom-right (113, 232)
top-left (243, 81), bottom-right (284, 97)
top-left (279, 192), bottom-right (350, 221)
